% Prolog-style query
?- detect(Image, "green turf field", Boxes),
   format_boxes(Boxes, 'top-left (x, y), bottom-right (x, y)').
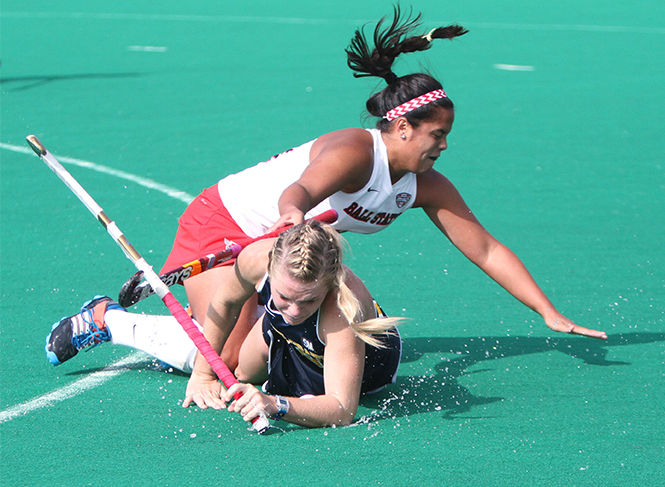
top-left (1, 1), bottom-right (664, 485)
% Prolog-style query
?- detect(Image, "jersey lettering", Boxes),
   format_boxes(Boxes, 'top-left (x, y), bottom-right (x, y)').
top-left (343, 202), bottom-right (400, 226)
top-left (271, 326), bottom-right (324, 368)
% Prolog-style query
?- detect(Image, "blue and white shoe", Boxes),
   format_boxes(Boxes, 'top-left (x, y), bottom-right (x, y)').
top-left (45, 295), bottom-right (125, 366)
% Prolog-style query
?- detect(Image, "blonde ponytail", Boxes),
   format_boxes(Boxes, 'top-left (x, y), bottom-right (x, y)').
top-left (336, 269), bottom-right (403, 348)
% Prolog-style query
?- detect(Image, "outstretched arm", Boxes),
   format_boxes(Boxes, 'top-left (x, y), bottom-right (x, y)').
top-left (416, 170), bottom-right (607, 339)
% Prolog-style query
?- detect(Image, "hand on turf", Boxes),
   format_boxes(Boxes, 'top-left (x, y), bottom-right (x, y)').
top-left (182, 372), bottom-right (226, 410)
top-left (544, 311), bottom-right (607, 340)
top-left (224, 383), bottom-right (276, 423)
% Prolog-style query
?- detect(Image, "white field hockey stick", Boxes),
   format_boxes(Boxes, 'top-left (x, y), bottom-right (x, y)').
top-left (26, 135), bottom-right (270, 434)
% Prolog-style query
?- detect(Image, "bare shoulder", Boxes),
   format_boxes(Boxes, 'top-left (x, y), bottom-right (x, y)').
top-left (340, 265), bottom-right (374, 318)
top-left (314, 128), bottom-right (374, 148)
top-left (414, 169), bottom-right (462, 209)
top-left (319, 265), bottom-right (373, 340)
top-left (310, 128), bottom-right (374, 163)
top-left (304, 128), bottom-right (375, 193)
top-left (235, 238), bottom-right (274, 287)
top-left (340, 265), bottom-right (372, 302)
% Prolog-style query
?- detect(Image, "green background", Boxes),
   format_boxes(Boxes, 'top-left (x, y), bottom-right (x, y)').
top-left (1, 1), bottom-right (664, 485)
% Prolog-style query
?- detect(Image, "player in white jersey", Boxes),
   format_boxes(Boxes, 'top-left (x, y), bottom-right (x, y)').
top-left (162, 6), bottom-right (606, 373)
top-left (215, 128), bottom-right (416, 237)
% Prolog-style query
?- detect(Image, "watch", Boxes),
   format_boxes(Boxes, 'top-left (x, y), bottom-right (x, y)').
top-left (272, 395), bottom-right (290, 420)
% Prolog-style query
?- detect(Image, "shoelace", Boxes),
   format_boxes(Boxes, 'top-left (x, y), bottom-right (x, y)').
top-left (72, 306), bottom-right (110, 351)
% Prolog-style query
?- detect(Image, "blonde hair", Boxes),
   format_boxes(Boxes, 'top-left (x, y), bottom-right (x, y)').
top-left (268, 220), bottom-right (402, 348)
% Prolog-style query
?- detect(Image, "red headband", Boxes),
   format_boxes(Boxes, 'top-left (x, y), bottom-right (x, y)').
top-left (383, 88), bottom-right (448, 121)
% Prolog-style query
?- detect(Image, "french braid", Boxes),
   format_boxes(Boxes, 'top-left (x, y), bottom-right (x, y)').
top-left (269, 220), bottom-right (401, 348)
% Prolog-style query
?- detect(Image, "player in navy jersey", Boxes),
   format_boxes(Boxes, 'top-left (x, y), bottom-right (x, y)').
top-left (184, 220), bottom-right (402, 427)
top-left (46, 221), bottom-right (401, 427)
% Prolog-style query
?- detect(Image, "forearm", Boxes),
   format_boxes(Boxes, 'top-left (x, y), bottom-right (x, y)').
top-left (480, 242), bottom-right (557, 319)
top-left (472, 240), bottom-right (607, 339)
top-left (277, 182), bottom-right (314, 215)
top-left (275, 394), bottom-right (357, 428)
top-left (191, 302), bottom-right (242, 379)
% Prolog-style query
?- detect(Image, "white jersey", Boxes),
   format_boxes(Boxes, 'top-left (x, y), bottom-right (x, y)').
top-left (217, 129), bottom-right (417, 238)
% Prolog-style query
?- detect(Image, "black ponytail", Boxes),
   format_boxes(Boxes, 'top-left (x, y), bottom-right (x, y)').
top-left (345, 5), bottom-right (467, 130)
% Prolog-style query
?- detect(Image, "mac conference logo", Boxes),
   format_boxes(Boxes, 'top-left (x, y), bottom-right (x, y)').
top-left (395, 192), bottom-right (412, 208)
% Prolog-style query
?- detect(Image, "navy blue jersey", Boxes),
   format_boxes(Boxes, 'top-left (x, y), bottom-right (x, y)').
top-left (258, 277), bottom-right (401, 397)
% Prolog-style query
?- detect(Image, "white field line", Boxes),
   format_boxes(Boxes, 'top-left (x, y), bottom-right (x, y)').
top-left (0, 143), bottom-right (194, 204)
top-left (494, 64), bottom-right (535, 71)
top-left (1, 12), bottom-right (664, 34)
top-left (127, 45), bottom-right (168, 52)
top-left (0, 142), bottom-right (191, 423)
top-left (0, 352), bottom-right (145, 423)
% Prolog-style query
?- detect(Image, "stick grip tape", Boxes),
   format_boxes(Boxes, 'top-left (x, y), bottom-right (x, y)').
top-left (161, 293), bottom-right (269, 433)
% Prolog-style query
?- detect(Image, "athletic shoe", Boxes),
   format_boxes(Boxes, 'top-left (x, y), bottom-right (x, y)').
top-left (45, 295), bottom-right (125, 366)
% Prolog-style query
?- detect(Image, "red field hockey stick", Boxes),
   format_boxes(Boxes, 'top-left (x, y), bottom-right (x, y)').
top-left (118, 209), bottom-right (338, 308)
top-left (26, 135), bottom-right (271, 434)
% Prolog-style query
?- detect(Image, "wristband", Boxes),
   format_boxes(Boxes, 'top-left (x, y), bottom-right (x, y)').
top-left (272, 395), bottom-right (290, 420)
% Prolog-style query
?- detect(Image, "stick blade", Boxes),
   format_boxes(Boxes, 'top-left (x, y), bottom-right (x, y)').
top-left (118, 271), bottom-right (144, 307)
top-left (26, 135), bottom-right (47, 156)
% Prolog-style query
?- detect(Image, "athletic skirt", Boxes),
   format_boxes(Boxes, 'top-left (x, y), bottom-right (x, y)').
top-left (160, 184), bottom-right (251, 274)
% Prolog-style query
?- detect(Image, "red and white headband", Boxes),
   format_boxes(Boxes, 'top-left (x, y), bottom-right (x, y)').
top-left (383, 88), bottom-right (448, 121)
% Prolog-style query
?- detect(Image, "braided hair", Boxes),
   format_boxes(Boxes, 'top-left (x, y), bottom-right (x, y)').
top-left (268, 220), bottom-right (401, 348)
top-left (345, 5), bottom-right (467, 130)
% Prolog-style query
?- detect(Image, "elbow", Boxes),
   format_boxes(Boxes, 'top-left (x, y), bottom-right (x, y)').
top-left (333, 414), bottom-right (355, 427)
top-left (331, 402), bottom-right (357, 427)
top-left (465, 236), bottom-right (501, 269)
top-left (301, 398), bottom-right (356, 428)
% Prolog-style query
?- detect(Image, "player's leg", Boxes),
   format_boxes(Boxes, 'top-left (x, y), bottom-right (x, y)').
top-left (105, 309), bottom-right (199, 373)
top-left (46, 295), bottom-right (200, 372)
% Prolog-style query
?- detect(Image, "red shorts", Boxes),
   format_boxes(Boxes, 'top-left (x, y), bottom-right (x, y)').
top-left (160, 184), bottom-right (251, 274)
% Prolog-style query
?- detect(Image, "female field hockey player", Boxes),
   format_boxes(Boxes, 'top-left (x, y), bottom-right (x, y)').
top-left (45, 221), bottom-right (402, 427)
top-left (158, 5), bottom-right (606, 368)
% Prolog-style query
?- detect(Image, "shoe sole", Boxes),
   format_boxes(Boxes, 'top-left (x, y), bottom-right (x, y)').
top-left (45, 317), bottom-right (67, 366)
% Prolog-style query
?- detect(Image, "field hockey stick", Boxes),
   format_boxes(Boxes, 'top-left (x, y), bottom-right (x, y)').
top-left (118, 209), bottom-right (338, 308)
top-left (26, 135), bottom-right (270, 434)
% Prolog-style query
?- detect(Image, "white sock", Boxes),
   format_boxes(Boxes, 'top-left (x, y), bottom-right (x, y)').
top-left (105, 309), bottom-right (199, 373)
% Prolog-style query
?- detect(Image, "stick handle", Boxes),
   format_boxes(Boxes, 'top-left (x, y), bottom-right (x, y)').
top-left (134, 259), bottom-right (270, 433)
top-left (26, 135), bottom-right (269, 434)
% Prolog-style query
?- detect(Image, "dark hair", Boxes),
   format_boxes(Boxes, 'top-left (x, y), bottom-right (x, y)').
top-left (345, 5), bottom-right (467, 130)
